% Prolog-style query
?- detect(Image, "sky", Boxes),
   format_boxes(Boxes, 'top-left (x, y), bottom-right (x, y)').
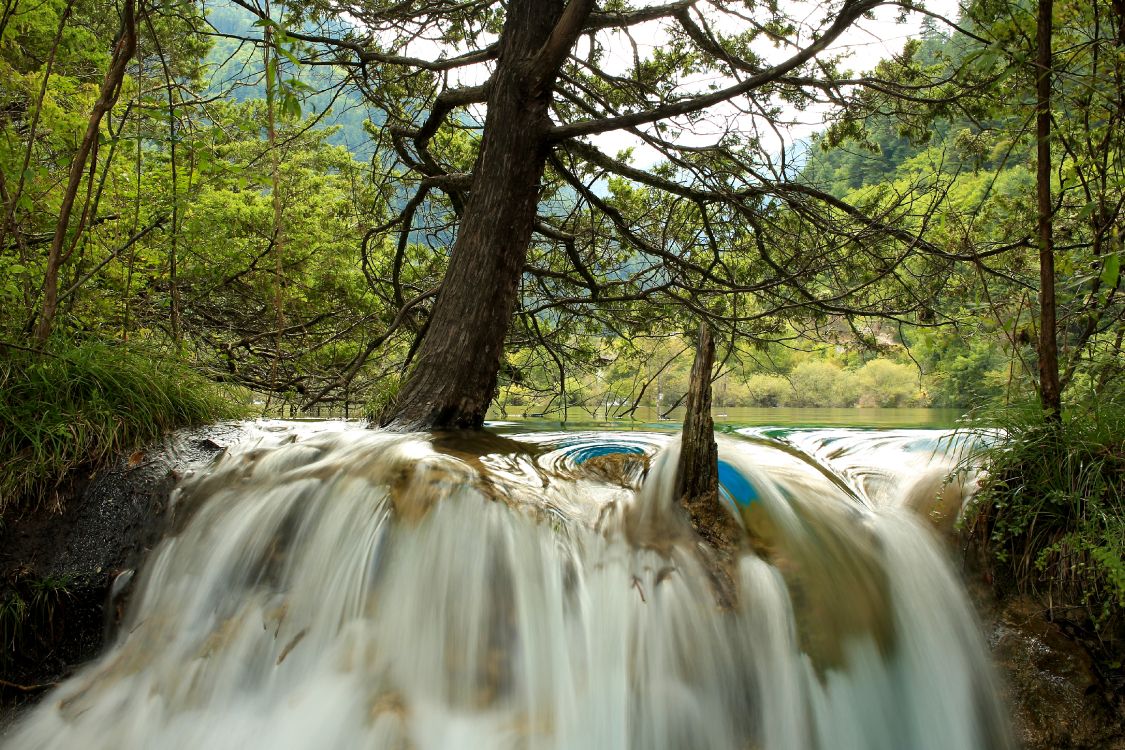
top-left (582, 0), bottom-right (966, 164)
top-left (380, 0), bottom-right (966, 167)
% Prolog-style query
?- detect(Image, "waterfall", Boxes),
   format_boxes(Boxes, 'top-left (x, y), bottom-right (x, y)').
top-left (5, 422), bottom-right (1010, 749)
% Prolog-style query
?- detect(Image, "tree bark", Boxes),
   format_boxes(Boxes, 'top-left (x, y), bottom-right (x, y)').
top-left (675, 322), bottom-right (741, 549)
top-left (33, 0), bottom-right (136, 343)
top-left (1036, 0), bottom-right (1062, 419)
top-left (264, 6), bottom-right (286, 405)
top-left (380, 0), bottom-right (593, 430)
top-left (674, 322), bottom-right (743, 605)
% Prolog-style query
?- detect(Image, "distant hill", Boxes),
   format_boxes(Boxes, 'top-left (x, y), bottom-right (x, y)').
top-left (204, 1), bottom-right (378, 159)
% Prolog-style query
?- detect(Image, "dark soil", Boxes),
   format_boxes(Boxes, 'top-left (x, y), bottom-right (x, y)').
top-left (0, 423), bottom-right (249, 726)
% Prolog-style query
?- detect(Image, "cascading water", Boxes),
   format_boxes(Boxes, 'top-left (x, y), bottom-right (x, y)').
top-left (5, 421), bottom-right (1011, 749)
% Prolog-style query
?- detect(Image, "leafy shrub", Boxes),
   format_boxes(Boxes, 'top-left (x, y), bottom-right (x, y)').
top-left (963, 396), bottom-right (1125, 660)
top-left (787, 360), bottom-right (856, 407)
top-left (743, 374), bottom-right (792, 407)
top-left (854, 359), bottom-right (924, 407)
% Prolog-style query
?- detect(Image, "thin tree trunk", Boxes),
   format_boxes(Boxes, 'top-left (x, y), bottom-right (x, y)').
top-left (59, 102), bottom-right (132, 324)
top-left (144, 10), bottom-right (182, 347)
top-left (264, 9), bottom-right (286, 403)
top-left (33, 0), bottom-right (136, 343)
top-left (3, 1), bottom-right (73, 260)
top-left (1036, 0), bottom-right (1061, 419)
top-left (380, 0), bottom-right (593, 430)
top-left (124, 49), bottom-right (143, 341)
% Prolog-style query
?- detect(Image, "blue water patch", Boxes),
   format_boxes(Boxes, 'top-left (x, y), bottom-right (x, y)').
top-left (566, 443), bottom-right (647, 464)
top-left (718, 460), bottom-right (758, 507)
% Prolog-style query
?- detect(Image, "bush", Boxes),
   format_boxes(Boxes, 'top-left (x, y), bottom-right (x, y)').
top-left (854, 359), bottom-right (924, 407)
top-left (787, 360), bottom-right (856, 407)
top-left (0, 341), bottom-right (242, 515)
top-left (963, 396), bottom-right (1125, 661)
top-left (742, 374), bottom-right (792, 407)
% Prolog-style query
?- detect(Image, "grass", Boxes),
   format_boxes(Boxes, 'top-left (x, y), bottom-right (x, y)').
top-left (0, 341), bottom-right (243, 516)
top-left (0, 573), bottom-right (76, 676)
top-left (963, 393), bottom-right (1125, 664)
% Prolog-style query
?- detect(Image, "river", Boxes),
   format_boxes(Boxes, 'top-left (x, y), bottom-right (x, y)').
top-left (489, 406), bottom-right (966, 429)
top-left (4, 419), bottom-right (1007, 749)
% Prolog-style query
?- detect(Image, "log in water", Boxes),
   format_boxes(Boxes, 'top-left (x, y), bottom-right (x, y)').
top-left (5, 421), bottom-right (1010, 750)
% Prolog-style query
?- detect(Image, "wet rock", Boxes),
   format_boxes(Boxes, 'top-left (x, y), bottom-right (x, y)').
top-left (975, 593), bottom-right (1125, 749)
top-left (576, 451), bottom-right (650, 488)
top-left (0, 423), bottom-right (251, 719)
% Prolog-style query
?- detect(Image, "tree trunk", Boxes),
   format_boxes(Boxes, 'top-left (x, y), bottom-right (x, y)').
top-left (675, 323), bottom-right (741, 549)
top-left (1036, 0), bottom-right (1062, 419)
top-left (33, 0), bottom-right (136, 343)
top-left (264, 7), bottom-right (286, 406)
top-left (676, 323), bottom-right (718, 503)
top-left (379, 0), bottom-right (590, 430)
top-left (675, 322), bottom-right (743, 606)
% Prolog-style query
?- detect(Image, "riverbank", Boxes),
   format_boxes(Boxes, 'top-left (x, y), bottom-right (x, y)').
top-left (962, 559), bottom-right (1125, 748)
top-left (0, 424), bottom-right (247, 721)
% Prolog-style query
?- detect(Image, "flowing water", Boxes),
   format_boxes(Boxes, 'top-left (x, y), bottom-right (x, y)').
top-left (5, 421), bottom-right (1010, 749)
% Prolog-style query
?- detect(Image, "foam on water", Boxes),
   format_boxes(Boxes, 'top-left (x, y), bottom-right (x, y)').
top-left (5, 422), bottom-right (1010, 749)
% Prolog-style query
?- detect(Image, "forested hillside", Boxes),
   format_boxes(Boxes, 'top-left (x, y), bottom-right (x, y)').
top-left (797, 10), bottom-right (1123, 410)
top-left (1, 0), bottom-right (1122, 422)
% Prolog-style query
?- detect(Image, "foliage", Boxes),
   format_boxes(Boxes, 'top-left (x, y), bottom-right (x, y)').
top-left (964, 394), bottom-right (1125, 660)
top-left (806, 0), bottom-right (1125, 417)
top-left (853, 359), bottom-right (923, 407)
top-left (0, 572), bottom-right (76, 672)
top-left (0, 342), bottom-right (242, 516)
top-left (741, 374), bottom-right (792, 408)
top-left (786, 361), bottom-right (856, 408)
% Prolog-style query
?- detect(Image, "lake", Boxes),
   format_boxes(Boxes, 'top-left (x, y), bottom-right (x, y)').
top-left (486, 406), bottom-right (968, 430)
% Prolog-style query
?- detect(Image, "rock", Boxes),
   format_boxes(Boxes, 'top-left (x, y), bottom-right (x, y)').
top-left (0, 423), bottom-right (250, 720)
top-left (576, 452), bottom-right (650, 488)
top-left (978, 594), bottom-right (1125, 749)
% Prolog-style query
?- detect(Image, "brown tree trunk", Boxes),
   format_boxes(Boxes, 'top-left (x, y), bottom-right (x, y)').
top-left (674, 322), bottom-right (743, 606)
top-left (33, 0), bottom-right (136, 343)
top-left (676, 323), bottom-right (718, 503)
top-left (264, 7), bottom-right (286, 406)
top-left (1036, 0), bottom-right (1062, 419)
top-left (380, 0), bottom-right (592, 430)
top-left (675, 323), bottom-right (742, 551)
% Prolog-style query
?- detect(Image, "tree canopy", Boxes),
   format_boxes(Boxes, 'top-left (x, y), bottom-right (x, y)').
top-left (0, 0), bottom-right (1121, 423)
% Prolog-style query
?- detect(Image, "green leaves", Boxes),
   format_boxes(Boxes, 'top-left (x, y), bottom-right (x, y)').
top-left (1101, 252), bottom-right (1121, 290)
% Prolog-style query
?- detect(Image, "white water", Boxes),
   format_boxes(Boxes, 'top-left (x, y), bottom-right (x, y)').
top-left (6, 422), bottom-right (1010, 749)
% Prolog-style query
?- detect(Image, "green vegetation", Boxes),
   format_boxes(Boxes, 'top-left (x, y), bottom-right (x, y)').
top-left (0, 342), bottom-right (241, 515)
top-left (0, 572), bottom-right (77, 678)
top-left (803, 0), bottom-right (1125, 668)
top-left (965, 393), bottom-right (1125, 664)
top-left (494, 337), bottom-right (931, 419)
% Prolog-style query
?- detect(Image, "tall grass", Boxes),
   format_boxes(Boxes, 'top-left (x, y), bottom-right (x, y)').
top-left (964, 393), bottom-right (1125, 660)
top-left (0, 342), bottom-right (243, 515)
